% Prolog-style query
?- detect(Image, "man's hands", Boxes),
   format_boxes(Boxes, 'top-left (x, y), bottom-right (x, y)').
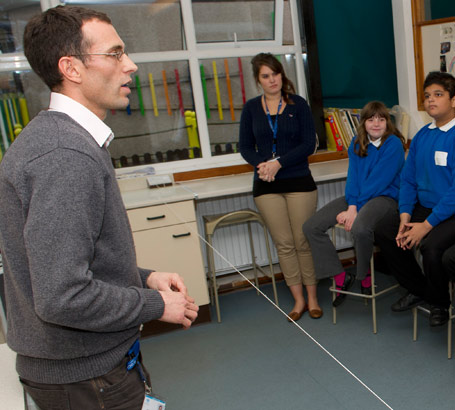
top-left (395, 213), bottom-right (432, 249)
top-left (147, 272), bottom-right (199, 329)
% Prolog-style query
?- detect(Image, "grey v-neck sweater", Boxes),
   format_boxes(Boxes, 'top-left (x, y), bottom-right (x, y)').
top-left (0, 111), bottom-right (164, 384)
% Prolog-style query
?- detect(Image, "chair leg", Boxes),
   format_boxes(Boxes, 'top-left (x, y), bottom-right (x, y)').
top-left (412, 307), bottom-right (418, 341)
top-left (247, 222), bottom-right (260, 295)
top-left (207, 235), bottom-right (221, 323)
top-left (332, 277), bottom-right (337, 325)
top-left (370, 256), bottom-right (377, 334)
top-left (331, 229), bottom-right (337, 325)
top-left (448, 282), bottom-right (453, 359)
top-left (263, 225), bottom-right (279, 306)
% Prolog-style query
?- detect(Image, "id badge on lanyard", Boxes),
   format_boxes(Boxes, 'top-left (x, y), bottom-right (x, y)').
top-left (142, 393), bottom-right (166, 410)
top-left (127, 339), bottom-right (167, 410)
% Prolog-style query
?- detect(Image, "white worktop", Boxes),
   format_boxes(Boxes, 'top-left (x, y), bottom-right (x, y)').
top-left (122, 159), bottom-right (349, 209)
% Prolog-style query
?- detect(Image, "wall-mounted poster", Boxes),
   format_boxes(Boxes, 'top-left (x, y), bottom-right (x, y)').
top-left (422, 22), bottom-right (455, 76)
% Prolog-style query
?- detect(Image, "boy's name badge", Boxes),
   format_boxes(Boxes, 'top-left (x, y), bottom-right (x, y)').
top-left (435, 151), bottom-right (448, 166)
top-left (142, 394), bottom-right (166, 410)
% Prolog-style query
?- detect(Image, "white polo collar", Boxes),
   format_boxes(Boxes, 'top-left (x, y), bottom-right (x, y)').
top-left (49, 92), bottom-right (114, 147)
top-left (368, 135), bottom-right (382, 147)
top-left (428, 117), bottom-right (455, 132)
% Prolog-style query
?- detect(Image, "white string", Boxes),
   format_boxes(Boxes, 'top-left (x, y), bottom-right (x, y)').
top-left (149, 183), bottom-right (394, 410)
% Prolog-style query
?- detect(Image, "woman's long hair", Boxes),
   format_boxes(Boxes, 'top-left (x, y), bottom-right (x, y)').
top-left (354, 101), bottom-right (406, 157)
top-left (251, 53), bottom-right (295, 104)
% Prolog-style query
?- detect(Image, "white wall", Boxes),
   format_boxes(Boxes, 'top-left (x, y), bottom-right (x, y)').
top-left (392, 0), bottom-right (433, 138)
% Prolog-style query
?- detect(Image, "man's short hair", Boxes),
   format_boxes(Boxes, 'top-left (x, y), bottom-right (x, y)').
top-left (23, 5), bottom-right (111, 91)
top-left (423, 71), bottom-right (455, 99)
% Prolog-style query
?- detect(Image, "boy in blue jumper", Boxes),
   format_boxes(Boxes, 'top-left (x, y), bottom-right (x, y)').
top-left (375, 71), bottom-right (455, 327)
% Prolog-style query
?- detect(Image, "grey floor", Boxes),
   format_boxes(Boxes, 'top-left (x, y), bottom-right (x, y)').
top-left (141, 272), bottom-right (455, 410)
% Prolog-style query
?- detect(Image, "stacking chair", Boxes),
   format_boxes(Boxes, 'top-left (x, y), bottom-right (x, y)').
top-left (412, 277), bottom-right (455, 358)
top-left (330, 224), bottom-right (399, 333)
top-left (203, 209), bottom-right (279, 322)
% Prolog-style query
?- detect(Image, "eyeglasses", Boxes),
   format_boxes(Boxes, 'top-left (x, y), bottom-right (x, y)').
top-left (71, 50), bottom-right (128, 61)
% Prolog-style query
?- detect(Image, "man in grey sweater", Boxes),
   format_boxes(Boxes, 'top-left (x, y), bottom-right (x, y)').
top-left (0, 5), bottom-right (198, 409)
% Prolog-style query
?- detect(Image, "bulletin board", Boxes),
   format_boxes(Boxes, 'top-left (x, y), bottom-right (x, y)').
top-left (415, 17), bottom-right (455, 109)
top-left (421, 21), bottom-right (455, 76)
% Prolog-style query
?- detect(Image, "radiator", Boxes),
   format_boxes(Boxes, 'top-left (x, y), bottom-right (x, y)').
top-left (195, 178), bottom-right (352, 275)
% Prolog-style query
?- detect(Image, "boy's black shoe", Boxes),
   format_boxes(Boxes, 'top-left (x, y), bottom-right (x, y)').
top-left (391, 292), bottom-right (423, 312)
top-left (429, 306), bottom-right (449, 327)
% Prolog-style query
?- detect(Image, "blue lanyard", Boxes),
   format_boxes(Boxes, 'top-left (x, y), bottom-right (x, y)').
top-left (264, 95), bottom-right (282, 158)
top-left (126, 339), bottom-right (148, 387)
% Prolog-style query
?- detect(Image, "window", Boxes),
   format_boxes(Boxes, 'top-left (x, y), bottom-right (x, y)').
top-left (0, 0), bottom-right (310, 174)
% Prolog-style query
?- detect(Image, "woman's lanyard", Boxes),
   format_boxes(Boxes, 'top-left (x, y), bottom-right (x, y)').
top-left (264, 95), bottom-right (282, 159)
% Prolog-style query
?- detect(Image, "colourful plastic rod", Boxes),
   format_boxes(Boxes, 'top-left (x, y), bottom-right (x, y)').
top-left (212, 61), bottom-right (223, 120)
top-left (11, 96), bottom-right (21, 126)
top-left (200, 65), bottom-right (210, 119)
top-left (0, 103), bottom-right (9, 150)
top-left (185, 110), bottom-right (200, 159)
top-left (174, 69), bottom-right (184, 117)
top-left (19, 97), bottom-right (30, 126)
top-left (162, 70), bottom-right (172, 116)
top-left (135, 75), bottom-right (145, 116)
top-left (224, 59), bottom-right (235, 121)
top-left (126, 104), bottom-right (131, 115)
top-left (238, 57), bottom-right (246, 105)
top-left (3, 100), bottom-right (14, 141)
top-left (148, 73), bottom-right (159, 117)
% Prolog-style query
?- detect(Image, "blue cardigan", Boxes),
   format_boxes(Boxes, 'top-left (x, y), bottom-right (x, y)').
top-left (239, 94), bottom-right (316, 181)
top-left (345, 135), bottom-right (405, 210)
top-left (399, 120), bottom-right (455, 227)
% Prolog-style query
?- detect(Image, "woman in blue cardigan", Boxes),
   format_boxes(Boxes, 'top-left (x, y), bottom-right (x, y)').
top-left (303, 101), bottom-right (406, 307)
top-left (239, 53), bottom-right (320, 322)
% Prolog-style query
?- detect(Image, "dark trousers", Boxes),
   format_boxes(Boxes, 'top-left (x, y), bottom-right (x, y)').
top-left (374, 203), bottom-right (455, 308)
top-left (21, 356), bottom-right (151, 410)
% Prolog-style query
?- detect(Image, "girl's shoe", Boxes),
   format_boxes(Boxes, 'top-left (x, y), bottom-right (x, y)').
top-left (361, 273), bottom-right (372, 295)
top-left (332, 272), bottom-right (355, 307)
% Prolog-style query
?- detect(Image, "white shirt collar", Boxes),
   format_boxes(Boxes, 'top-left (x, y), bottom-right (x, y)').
top-left (428, 117), bottom-right (455, 132)
top-left (368, 135), bottom-right (382, 147)
top-left (48, 92), bottom-right (114, 147)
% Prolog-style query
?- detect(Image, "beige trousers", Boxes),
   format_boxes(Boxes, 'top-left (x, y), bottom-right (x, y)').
top-left (255, 190), bottom-right (318, 286)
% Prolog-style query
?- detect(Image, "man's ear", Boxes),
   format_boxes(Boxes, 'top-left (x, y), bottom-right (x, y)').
top-left (58, 56), bottom-right (82, 84)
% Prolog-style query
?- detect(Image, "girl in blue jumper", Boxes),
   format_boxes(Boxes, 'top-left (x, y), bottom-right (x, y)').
top-left (303, 101), bottom-right (406, 307)
top-left (375, 72), bottom-right (455, 327)
top-left (239, 53), bottom-right (320, 322)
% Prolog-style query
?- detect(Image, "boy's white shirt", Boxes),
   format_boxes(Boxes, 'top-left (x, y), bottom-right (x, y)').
top-left (428, 117), bottom-right (455, 132)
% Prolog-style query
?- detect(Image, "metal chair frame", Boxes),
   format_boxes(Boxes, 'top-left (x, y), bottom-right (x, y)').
top-left (330, 224), bottom-right (399, 334)
top-left (412, 280), bottom-right (455, 359)
top-left (203, 209), bottom-right (279, 323)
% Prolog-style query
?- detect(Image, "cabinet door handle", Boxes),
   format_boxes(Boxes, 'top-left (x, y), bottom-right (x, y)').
top-left (172, 232), bottom-right (191, 238)
top-left (147, 215), bottom-right (166, 221)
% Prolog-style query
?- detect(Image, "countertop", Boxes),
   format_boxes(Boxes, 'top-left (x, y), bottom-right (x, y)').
top-left (122, 159), bottom-right (349, 209)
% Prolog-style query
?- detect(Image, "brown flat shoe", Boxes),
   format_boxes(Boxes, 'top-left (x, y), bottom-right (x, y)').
top-left (287, 305), bottom-right (308, 322)
top-left (309, 308), bottom-right (323, 319)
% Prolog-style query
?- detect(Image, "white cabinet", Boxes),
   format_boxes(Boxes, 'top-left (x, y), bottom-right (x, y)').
top-left (128, 200), bottom-right (209, 306)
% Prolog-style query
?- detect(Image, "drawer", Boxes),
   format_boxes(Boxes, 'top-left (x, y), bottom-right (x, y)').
top-left (127, 201), bottom-right (196, 232)
top-left (133, 222), bottom-right (209, 305)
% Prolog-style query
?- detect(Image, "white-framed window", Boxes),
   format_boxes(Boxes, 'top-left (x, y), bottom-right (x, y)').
top-left (0, 0), bottom-right (309, 175)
